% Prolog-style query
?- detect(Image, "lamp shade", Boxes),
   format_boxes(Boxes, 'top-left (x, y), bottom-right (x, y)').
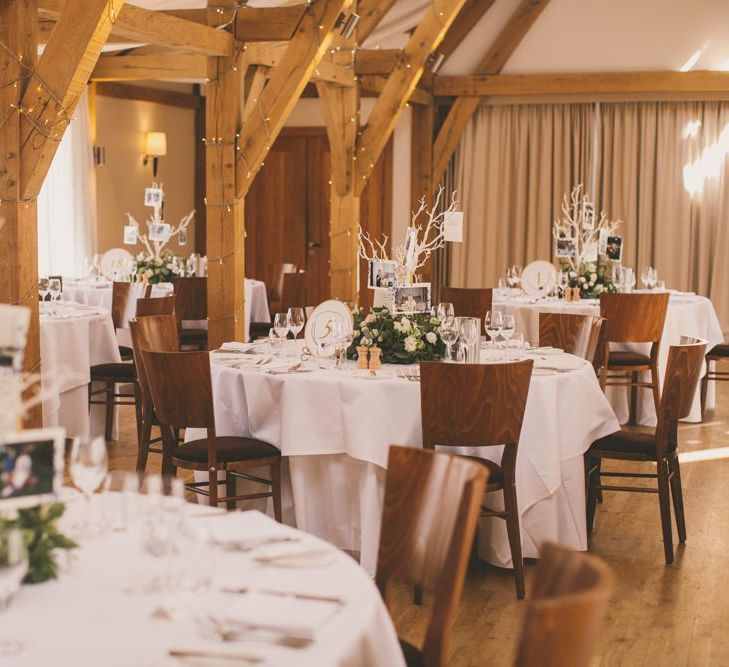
top-left (144, 131), bottom-right (167, 157)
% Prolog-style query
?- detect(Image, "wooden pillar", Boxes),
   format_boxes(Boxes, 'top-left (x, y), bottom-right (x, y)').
top-left (411, 102), bottom-right (435, 283)
top-left (205, 3), bottom-right (244, 346)
top-left (330, 191), bottom-right (360, 302)
top-left (193, 83), bottom-right (206, 253)
top-left (0, 0), bottom-right (41, 425)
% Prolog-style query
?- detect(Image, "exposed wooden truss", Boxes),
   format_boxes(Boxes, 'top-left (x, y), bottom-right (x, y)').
top-left (437, 0), bottom-right (496, 63)
top-left (91, 55), bottom-right (208, 81)
top-left (431, 0), bottom-right (551, 191)
top-left (94, 81), bottom-right (200, 109)
top-left (356, 0), bottom-right (398, 43)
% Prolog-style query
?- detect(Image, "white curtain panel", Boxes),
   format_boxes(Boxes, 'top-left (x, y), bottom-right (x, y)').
top-left (37, 87), bottom-right (98, 277)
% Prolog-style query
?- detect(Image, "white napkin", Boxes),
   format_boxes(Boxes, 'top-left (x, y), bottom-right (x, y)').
top-left (201, 511), bottom-right (289, 550)
top-left (532, 355), bottom-right (585, 371)
top-left (220, 341), bottom-right (257, 352)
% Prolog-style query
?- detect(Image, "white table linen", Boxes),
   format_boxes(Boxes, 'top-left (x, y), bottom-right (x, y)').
top-left (2, 502), bottom-right (404, 667)
top-left (493, 293), bottom-right (724, 425)
top-left (193, 349), bottom-right (619, 573)
top-left (39, 303), bottom-right (121, 439)
top-left (245, 278), bottom-right (271, 339)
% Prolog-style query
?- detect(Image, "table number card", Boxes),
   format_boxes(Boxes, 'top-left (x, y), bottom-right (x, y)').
top-left (123, 225), bottom-right (138, 245)
top-left (443, 211), bottom-right (464, 242)
top-left (149, 222), bottom-right (171, 242)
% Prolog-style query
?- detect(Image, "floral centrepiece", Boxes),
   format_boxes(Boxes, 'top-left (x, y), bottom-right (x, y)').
top-left (347, 308), bottom-right (445, 364)
top-left (565, 261), bottom-right (617, 299)
top-left (133, 251), bottom-right (182, 284)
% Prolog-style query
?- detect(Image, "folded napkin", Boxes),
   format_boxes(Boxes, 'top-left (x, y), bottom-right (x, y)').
top-left (532, 355), bottom-right (584, 371)
top-left (220, 341), bottom-right (257, 352)
top-left (202, 511), bottom-right (287, 549)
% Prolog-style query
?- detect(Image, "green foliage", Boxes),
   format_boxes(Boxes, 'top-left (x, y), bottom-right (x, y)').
top-left (0, 503), bottom-right (77, 584)
top-left (134, 251), bottom-right (179, 284)
top-left (564, 260), bottom-right (618, 299)
top-left (348, 307), bottom-right (445, 364)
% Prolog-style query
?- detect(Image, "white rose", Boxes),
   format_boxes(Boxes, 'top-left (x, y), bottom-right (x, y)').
top-left (569, 271), bottom-right (577, 278)
top-left (393, 322), bottom-right (402, 333)
top-left (590, 273), bottom-right (597, 282)
top-left (353, 329), bottom-right (360, 337)
top-left (426, 332), bottom-right (437, 344)
top-left (579, 276), bottom-right (586, 284)
top-left (404, 336), bottom-right (418, 352)
top-left (364, 313), bottom-right (376, 325)
top-left (400, 317), bottom-right (411, 332)
top-left (361, 337), bottom-right (372, 347)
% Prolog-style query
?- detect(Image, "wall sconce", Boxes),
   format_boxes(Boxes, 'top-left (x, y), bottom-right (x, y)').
top-left (336, 12), bottom-right (360, 39)
top-left (143, 131), bottom-right (167, 178)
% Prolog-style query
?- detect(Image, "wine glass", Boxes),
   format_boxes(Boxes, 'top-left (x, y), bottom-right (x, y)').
top-left (287, 307), bottom-right (305, 344)
top-left (273, 312), bottom-right (290, 355)
top-left (457, 317), bottom-right (480, 364)
top-left (501, 314), bottom-right (515, 358)
top-left (92, 254), bottom-right (102, 280)
top-left (48, 278), bottom-right (62, 307)
top-left (623, 267), bottom-right (636, 293)
top-left (70, 436), bottom-right (109, 537)
top-left (484, 310), bottom-right (503, 357)
top-left (38, 277), bottom-right (49, 303)
top-left (558, 270), bottom-right (569, 297)
top-left (436, 302), bottom-right (454, 320)
top-left (641, 266), bottom-right (657, 290)
top-left (439, 316), bottom-right (459, 362)
top-left (511, 265), bottom-right (523, 289)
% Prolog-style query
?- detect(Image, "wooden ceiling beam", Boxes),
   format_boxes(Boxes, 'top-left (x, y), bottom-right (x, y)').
top-left (91, 54), bottom-right (208, 81)
top-left (431, 0), bottom-right (551, 191)
top-left (245, 42), bottom-right (355, 86)
top-left (437, 0), bottom-right (497, 63)
top-left (433, 70), bottom-right (729, 97)
top-left (95, 81), bottom-right (200, 109)
top-left (20, 0), bottom-right (124, 199)
top-left (234, 5), bottom-right (307, 42)
top-left (354, 0), bottom-right (469, 195)
top-left (39, 0), bottom-right (235, 55)
top-left (235, 0), bottom-right (354, 199)
top-left (354, 49), bottom-right (400, 75)
top-left (356, 0), bottom-right (398, 43)
top-left (358, 75), bottom-right (433, 106)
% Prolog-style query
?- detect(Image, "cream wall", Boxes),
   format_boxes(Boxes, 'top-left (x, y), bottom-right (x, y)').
top-left (94, 95), bottom-right (196, 256)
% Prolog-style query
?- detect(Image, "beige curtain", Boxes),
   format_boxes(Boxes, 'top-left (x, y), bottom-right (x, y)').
top-left (450, 104), bottom-right (594, 288)
top-left (597, 101), bottom-right (729, 329)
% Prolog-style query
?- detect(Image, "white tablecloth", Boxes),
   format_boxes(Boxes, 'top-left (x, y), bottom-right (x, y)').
top-left (245, 278), bottom-right (271, 337)
top-left (2, 500), bottom-right (404, 667)
top-left (39, 303), bottom-right (121, 439)
top-left (193, 350), bottom-right (619, 572)
top-left (493, 293), bottom-right (724, 425)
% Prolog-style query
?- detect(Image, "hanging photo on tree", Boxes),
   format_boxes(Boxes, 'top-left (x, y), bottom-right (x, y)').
top-left (178, 227), bottom-right (187, 246)
top-left (123, 225), bottom-right (138, 245)
top-left (144, 187), bottom-right (163, 208)
top-left (149, 222), bottom-right (171, 242)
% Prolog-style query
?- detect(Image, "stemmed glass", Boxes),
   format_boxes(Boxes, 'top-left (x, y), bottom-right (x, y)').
top-left (273, 313), bottom-right (290, 356)
top-left (437, 302), bottom-right (454, 320)
top-left (558, 270), bottom-right (569, 297)
top-left (92, 254), bottom-right (102, 281)
top-left (287, 307), bottom-right (305, 347)
top-left (641, 266), bottom-right (657, 290)
top-left (70, 436), bottom-right (109, 537)
top-left (501, 314), bottom-right (515, 357)
top-left (622, 267), bottom-right (636, 293)
top-left (457, 317), bottom-right (480, 363)
top-left (484, 310), bottom-right (503, 357)
top-left (38, 277), bottom-right (49, 304)
top-left (48, 278), bottom-right (62, 307)
top-left (439, 316), bottom-right (459, 362)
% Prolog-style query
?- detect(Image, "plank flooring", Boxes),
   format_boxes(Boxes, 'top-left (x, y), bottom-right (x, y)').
top-left (107, 379), bottom-right (729, 666)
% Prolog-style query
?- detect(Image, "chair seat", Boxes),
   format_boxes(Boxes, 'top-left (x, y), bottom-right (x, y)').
top-left (607, 350), bottom-right (652, 367)
top-left (463, 455), bottom-right (503, 490)
top-left (118, 345), bottom-right (134, 360)
top-left (708, 342), bottom-right (729, 358)
top-left (399, 640), bottom-right (424, 667)
top-left (590, 426), bottom-right (669, 458)
top-left (90, 362), bottom-right (136, 382)
top-left (173, 436), bottom-right (279, 465)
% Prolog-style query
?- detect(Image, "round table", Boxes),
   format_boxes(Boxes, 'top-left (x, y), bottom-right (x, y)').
top-left (39, 302), bottom-right (121, 439)
top-left (1, 498), bottom-right (404, 667)
top-left (493, 291), bottom-right (725, 425)
top-left (191, 347), bottom-right (619, 573)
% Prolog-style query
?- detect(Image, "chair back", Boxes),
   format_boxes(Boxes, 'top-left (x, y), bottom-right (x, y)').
top-left (376, 446), bottom-right (488, 667)
top-left (659, 336), bottom-right (707, 425)
top-left (440, 287), bottom-right (493, 319)
top-left (515, 542), bottom-right (613, 667)
top-left (539, 313), bottom-right (605, 366)
top-left (111, 281), bottom-right (132, 330)
top-left (599, 293), bottom-right (669, 343)
top-left (280, 272), bottom-right (307, 313)
top-left (420, 360), bottom-right (533, 450)
top-left (135, 295), bottom-right (176, 318)
top-left (141, 349), bottom-right (215, 430)
top-left (173, 277), bottom-right (207, 322)
top-left (129, 315), bottom-right (179, 411)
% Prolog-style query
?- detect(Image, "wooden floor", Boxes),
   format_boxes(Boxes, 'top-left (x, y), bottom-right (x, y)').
top-left (108, 380), bottom-right (729, 666)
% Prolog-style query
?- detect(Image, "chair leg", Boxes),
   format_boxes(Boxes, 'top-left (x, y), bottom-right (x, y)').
top-left (585, 455), bottom-right (600, 536)
top-left (209, 468), bottom-right (219, 508)
top-left (502, 482), bottom-right (525, 599)
top-left (650, 362), bottom-right (661, 418)
top-left (629, 372), bottom-right (638, 425)
top-left (104, 381), bottom-right (114, 441)
top-left (700, 372), bottom-right (709, 417)
top-left (657, 459), bottom-right (674, 564)
top-left (668, 455), bottom-right (687, 543)
top-left (413, 587), bottom-right (424, 605)
top-left (160, 425), bottom-right (177, 477)
top-left (226, 472), bottom-right (237, 511)
top-left (136, 417), bottom-right (153, 472)
top-left (271, 460), bottom-right (283, 523)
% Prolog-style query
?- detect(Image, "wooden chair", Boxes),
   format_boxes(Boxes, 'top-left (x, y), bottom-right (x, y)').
top-left (141, 347), bottom-right (282, 513)
top-left (173, 277), bottom-right (207, 350)
top-left (598, 293), bottom-right (669, 424)
top-left (515, 542), bottom-right (614, 667)
top-left (267, 262), bottom-right (298, 303)
top-left (539, 312), bottom-right (605, 370)
top-left (135, 294), bottom-right (175, 318)
top-left (420, 360), bottom-right (534, 598)
top-left (440, 287), bottom-right (493, 319)
top-left (88, 281), bottom-right (137, 441)
top-left (376, 446), bottom-right (488, 667)
top-left (700, 341), bottom-right (729, 415)
top-left (586, 336), bottom-right (707, 564)
top-left (129, 315), bottom-right (179, 472)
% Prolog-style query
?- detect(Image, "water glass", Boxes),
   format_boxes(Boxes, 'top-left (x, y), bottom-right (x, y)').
top-left (457, 316), bottom-right (480, 363)
top-left (436, 302), bottom-right (454, 320)
top-left (48, 278), bottom-right (62, 305)
top-left (70, 436), bottom-right (109, 537)
top-left (501, 314), bottom-right (515, 355)
top-left (38, 277), bottom-right (49, 303)
top-left (484, 310), bottom-right (503, 349)
top-left (287, 307), bottom-right (305, 343)
top-left (641, 266), bottom-right (657, 290)
top-left (440, 316), bottom-right (459, 362)
top-left (273, 312), bottom-right (290, 355)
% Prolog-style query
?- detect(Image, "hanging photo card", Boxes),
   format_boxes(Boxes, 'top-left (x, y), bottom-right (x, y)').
top-left (144, 187), bottom-right (163, 208)
top-left (605, 236), bottom-right (623, 261)
top-left (149, 222), bottom-right (171, 242)
top-left (178, 227), bottom-right (188, 246)
top-left (404, 227), bottom-right (418, 273)
top-left (443, 211), bottom-right (464, 242)
top-left (598, 228), bottom-right (609, 255)
top-left (583, 242), bottom-right (599, 262)
top-left (123, 225), bottom-right (138, 245)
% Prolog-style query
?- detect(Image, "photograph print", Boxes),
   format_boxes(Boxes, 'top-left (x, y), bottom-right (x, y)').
top-left (368, 259), bottom-right (397, 289)
top-left (393, 283), bottom-right (431, 314)
top-left (605, 235), bottom-right (623, 261)
top-left (554, 236), bottom-right (578, 259)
